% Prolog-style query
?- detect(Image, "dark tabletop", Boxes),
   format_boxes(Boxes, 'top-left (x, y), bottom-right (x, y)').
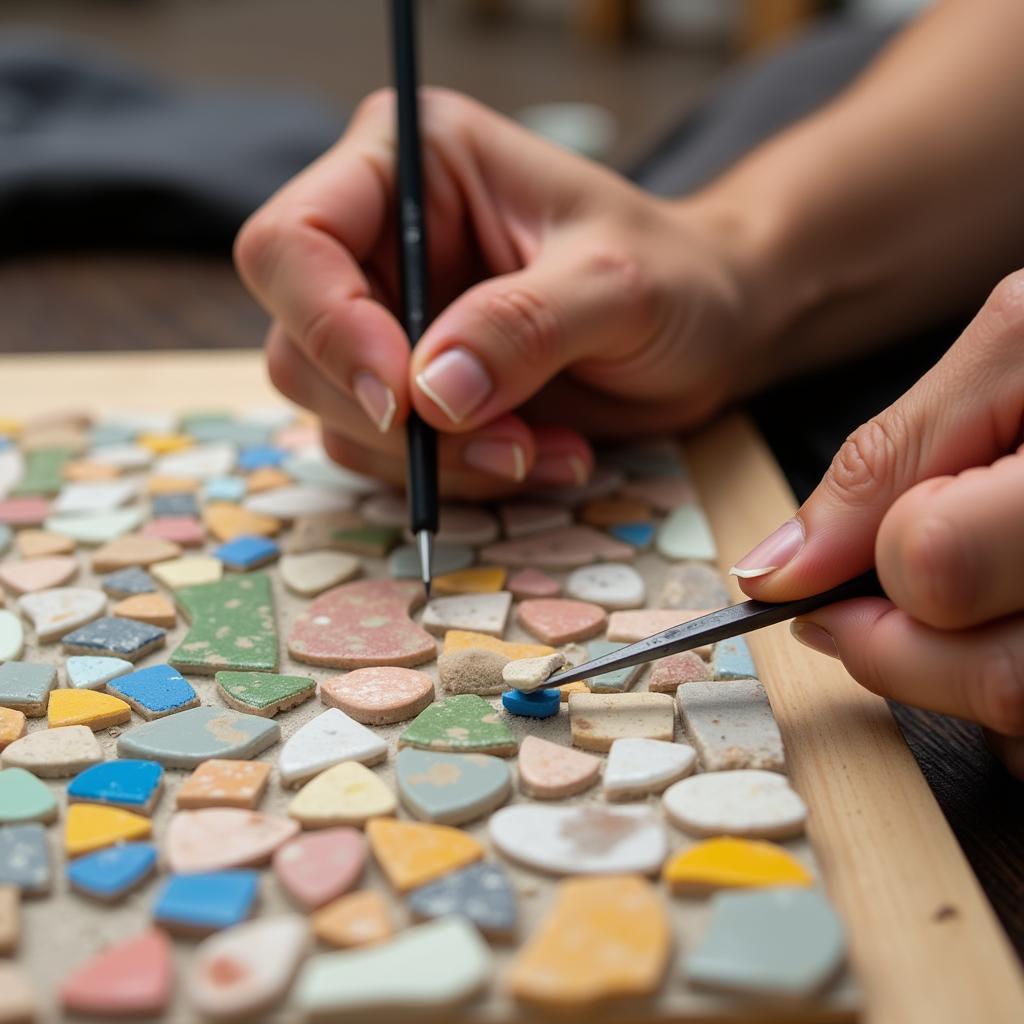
top-left (1, 252), bottom-right (1021, 960)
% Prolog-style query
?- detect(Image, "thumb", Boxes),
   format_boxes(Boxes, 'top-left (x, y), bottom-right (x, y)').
top-left (409, 239), bottom-right (652, 431)
top-left (733, 271), bottom-right (1024, 601)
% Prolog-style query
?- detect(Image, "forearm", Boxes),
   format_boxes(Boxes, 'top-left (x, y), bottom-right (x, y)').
top-left (686, 0), bottom-right (1024, 389)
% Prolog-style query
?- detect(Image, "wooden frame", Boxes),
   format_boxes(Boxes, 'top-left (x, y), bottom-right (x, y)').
top-left (3, 351), bottom-right (1022, 1022)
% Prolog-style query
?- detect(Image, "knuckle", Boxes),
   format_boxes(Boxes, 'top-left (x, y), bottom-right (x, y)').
top-left (300, 306), bottom-right (342, 367)
top-left (480, 287), bottom-right (562, 366)
top-left (976, 646), bottom-right (1024, 736)
top-left (587, 244), bottom-right (661, 335)
top-left (825, 414), bottom-right (907, 505)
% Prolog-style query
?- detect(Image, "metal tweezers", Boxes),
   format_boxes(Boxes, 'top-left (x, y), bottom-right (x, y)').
top-left (546, 569), bottom-right (885, 687)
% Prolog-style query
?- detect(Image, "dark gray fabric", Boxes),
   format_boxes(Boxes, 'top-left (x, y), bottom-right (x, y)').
top-left (0, 31), bottom-right (342, 256)
top-left (631, 17), bottom-right (966, 501)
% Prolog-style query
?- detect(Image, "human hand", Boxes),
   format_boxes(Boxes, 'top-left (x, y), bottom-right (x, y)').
top-left (235, 88), bottom-right (753, 498)
top-left (732, 272), bottom-right (1024, 776)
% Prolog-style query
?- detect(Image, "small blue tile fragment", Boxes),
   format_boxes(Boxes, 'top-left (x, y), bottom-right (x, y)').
top-left (585, 640), bottom-right (643, 693)
top-left (101, 567), bottom-right (157, 598)
top-left (0, 437), bottom-right (12, 452)
top-left (408, 861), bottom-right (518, 937)
top-left (0, 823), bottom-right (50, 893)
top-left (609, 521), bottom-right (656, 550)
top-left (214, 535), bottom-right (280, 571)
top-left (67, 842), bottom-right (157, 900)
top-left (107, 664), bottom-right (198, 719)
top-left (151, 493), bottom-right (199, 518)
top-left (502, 688), bottom-right (560, 719)
top-left (68, 760), bottom-right (164, 811)
top-left (712, 636), bottom-right (758, 681)
top-left (203, 476), bottom-right (246, 502)
top-left (153, 870), bottom-right (259, 932)
top-left (237, 445), bottom-right (286, 471)
top-left (62, 617), bottom-right (166, 660)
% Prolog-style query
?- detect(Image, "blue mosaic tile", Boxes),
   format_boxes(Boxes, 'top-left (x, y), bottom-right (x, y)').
top-left (408, 861), bottom-right (518, 938)
top-left (609, 521), bottom-right (656, 549)
top-left (153, 870), bottom-right (259, 933)
top-left (68, 760), bottom-right (164, 812)
top-left (213, 535), bottom-right (280, 571)
top-left (106, 664), bottom-right (198, 719)
top-left (151, 493), bottom-right (199, 518)
top-left (712, 636), bottom-right (758, 681)
top-left (203, 476), bottom-right (247, 503)
top-left (501, 687), bottom-right (560, 719)
top-left (100, 567), bottom-right (157, 598)
top-left (237, 445), bottom-right (286, 471)
top-left (0, 823), bottom-right (50, 894)
top-left (67, 842), bottom-right (157, 901)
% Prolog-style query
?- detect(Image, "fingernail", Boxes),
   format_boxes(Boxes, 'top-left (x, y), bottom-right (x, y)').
top-left (463, 439), bottom-right (526, 482)
top-left (353, 371), bottom-right (397, 434)
top-left (416, 347), bottom-right (492, 424)
top-left (730, 517), bottom-right (805, 578)
top-left (529, 454), bottom-right (589, 486)
top-left (790, 621), bottom-right (838, 658)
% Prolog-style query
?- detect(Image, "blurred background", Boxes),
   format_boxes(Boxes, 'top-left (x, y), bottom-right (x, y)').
top-left (0, 0), bottom-right (927, 352)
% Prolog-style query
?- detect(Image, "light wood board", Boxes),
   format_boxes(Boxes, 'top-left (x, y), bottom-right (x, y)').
top-left (3, 350), bottom-right (1022, 1024)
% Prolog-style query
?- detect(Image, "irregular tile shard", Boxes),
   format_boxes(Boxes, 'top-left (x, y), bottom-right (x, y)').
top-left (47, 689), bottom-right (131, 731)
top-left (565, 562), bottom-right (645, 610)
top-left (432, 566), bottom-right (506, 595)
top-left (579, 640), bottom-right (644, 693)
top-left (516, 735), bottom-right (601, 799)
top-left (0, 556), bottom-right (79, 596)
top-left (399, 694), bottom-right (517, 757)
top-left (176, 759), bottom-right (271, 810)
top-left (288, 579), bottom-right (434, 669)
top-left (506, 567), bottom-right (560, 599)
top-left (66, 843), bottom-right (157, 901)
top-left (481, 525), bottom-right (634, 568)
top-left (204, 503), bottom-right (281, 543)
top-left (648, 650), bottom-right (712, 692)
top-left (65, 656), bottom-right (133, 690)
top-left (60, 928), bottom-right (172, 1018)
top-left (365, 817), bottom-right (484, 892)
top-left (507, 876), bottom-right (669, 1007)
top-left (677, 679), bottom-right (786, 772)
top-left (91, 534), bottom-right (181, 572)
top-left (45, 508), bottom-right (145, 544)
top-left (151, 555), bottom-right (223, 589)
top-left (0, 823), bottom-right (50, 893)
top-left (279, 550), bottom-right (360, 596)
top-left (216, 670), bottom-right (314, 717)
top-left (100, 567), bottom-right (157, 598)
top-left (64, 804), bottom-right (151, 858)
top-left (489, 804), bottom-right (667, 876)
top-left (1, 725), bottom-right (102, 777)
top-left (117, 706), bottom-right (280, 769)
top-left (170, 573), bottom-right (277, 674)
top-left (320, 666), bottom-right (435, 725)
top-left (396, 748), bottom-right (511, 825)
top-left (569, 692), bottom-right (675, 752)
top-left (657, 560), bottom-right (730, 608)
top-left (516, 598), bottom-right (607, 645)
top-left (603, 737), bottom-right (696, 800)
top-left (663, 837), bottom-right (813, 894)
top-left (61, 617), bottom-right (166, 662)
top-left (606, 608), bottom-right (713, 655)
top-left (312, 889), bottom-right (392, 948)
top-left (112, 592), bottom-right (177, 628)
top-left (501, 653), bottom-right (566, 694)
top-left (0, 707), bottom-right (27, 750)
top-left (656, 503), bottom-right (717, 561)
top-left (686, 888), bottom-right (845, 998)
top-left (296, 917), bottom-right (490, 1016)
top-left (0, 767), bottom-right (58, 824)
top-left (273, 828), bottom-right (367, 909)
top-left (153, 870), bottom-right (259, 936)
top-left (389, 542), bottom-right (474, 579)
top-left (712, 636), bottom-right (759, 680)
top-left (188, 914), bottom-right (309, 1021)
top-left (0, 662), bottom-right (57, 716)
top-left (287, 761), bottom-right (396, 828)
top-left (278, 708), bottom-right (387, 787)
top-left (166, 808), bottom-right (299, 873)
top-left (663, 770), bottom-right (807, 839)
top-left (14, 529), bottom-right (73, 558)
top-left (17, 588), bottom-right (103, 644)
top-left (421, 591), bottom-right (512, 638)
top-left (408, 861), bottom-right (518, 939)
top-left (67, 760), bottom-right (164, 814)
top-left (105, 661), bottom-right (199, 719)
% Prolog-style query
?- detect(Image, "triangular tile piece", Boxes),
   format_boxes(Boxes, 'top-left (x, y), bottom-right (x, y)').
top-left (288, 579), bottom-right (434, 669)
top-left (396, 749), bottom-right (510, 825)
top-left (188, 915), bottom-right (309, 1020)
top-left (65, 656), bottom-right (133, 690)
top-left (420, 592), bottom-right (512, 638)
top-left (366, 817), bottom-right (483, 892)
top-left (686, 888), bottom-right (845, 998)
top-left (67, 760), bottom-right (164, 815)
top-left (312, 890), bottom-right (392, 948)
top-left (117, 706), bottom-right (280, 769)
top-left (169, 574), bottom-right (277, 675)
top-left (287, 762), bottom-right (395, 828)
top-left (215, 670), bottom-right (314, 718)
top-left (67, 842), bottom-right (158, 901)
top-left (0, 767), bottom-right (58, 824)
top-left (64, 804), bottom-right (151, 858)
top-left (47, 689), bottom-right (130, 731)
top-left (663, 837), bottom-right (813, 894)
top-left (112, 592), bottom-right (177, 629)
top-left (61, 617), bottom-right (166, 662)
top-left (0, 556), bottom-right (78, 596)
top-left (60, 928), bottom-right (172, 1017)
top-left (603, 737), bottom-right (696, 801)
top-left (516, 735), bottom-right (600, 799)
top-left (278, 709), bottom-right (387, 788)
top-left (0, 725), bottom-right (102, 778)
top-left (166, 808), bottom-right (299, 873)
top-left (407, 861), bottom-right (517, 939)
top-left (398, 695), bottom-right (517, 757)
top-left (507, 876), bottom-right (669, 1008)
top-left (273, 828), bottom-right (367, 910)
top-left (296, 917), bottom-right (490, 1015)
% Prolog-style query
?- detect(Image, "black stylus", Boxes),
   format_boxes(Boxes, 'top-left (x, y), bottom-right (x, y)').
top-left (391, 0), bottom-right (438, 595)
